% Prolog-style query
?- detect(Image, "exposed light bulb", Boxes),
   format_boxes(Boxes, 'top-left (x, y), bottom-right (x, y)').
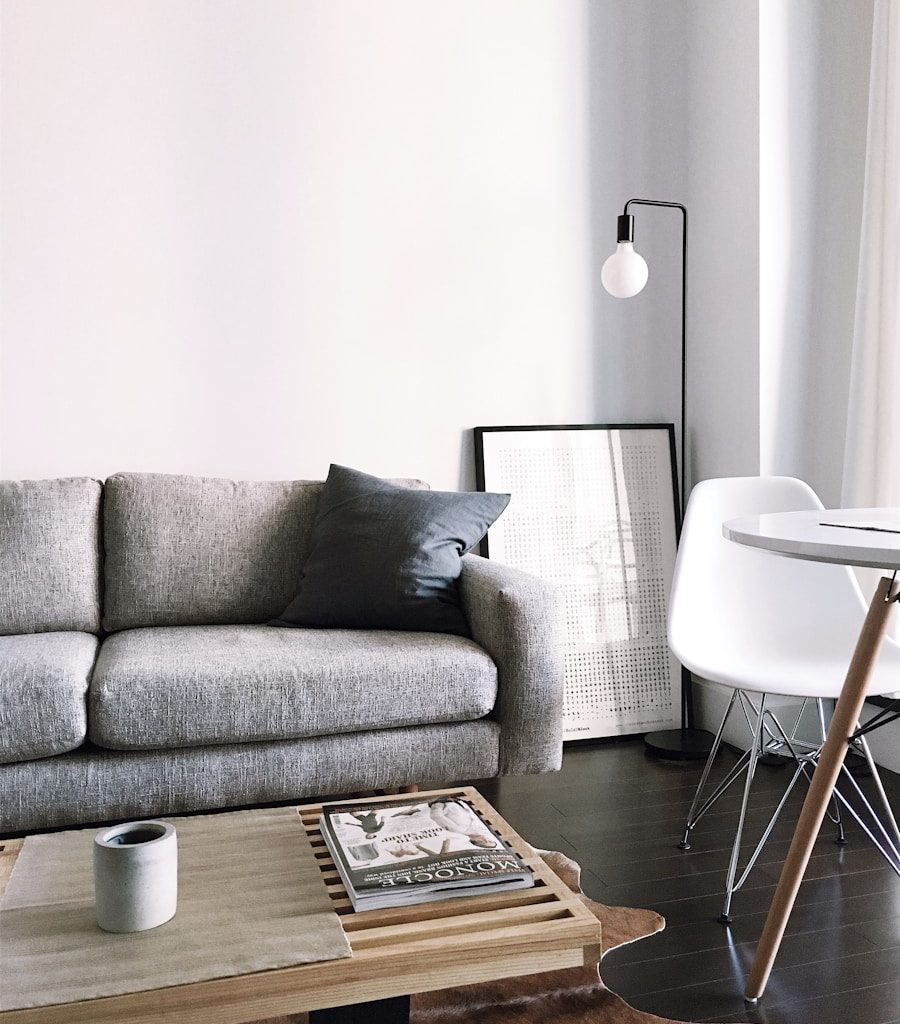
top-left (601, 242), bottom-right (649, 298)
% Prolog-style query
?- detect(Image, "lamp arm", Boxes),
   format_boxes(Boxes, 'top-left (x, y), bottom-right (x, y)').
top-left (622, 199), bottom-right (687, 518)
top-left (623, 198), bottom-right (687, 216)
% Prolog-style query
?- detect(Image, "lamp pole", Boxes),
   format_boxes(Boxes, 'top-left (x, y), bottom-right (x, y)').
top-left (604, 198), bottom-right (714, 760)
top-left (623, 199), bottom-right (687, 508)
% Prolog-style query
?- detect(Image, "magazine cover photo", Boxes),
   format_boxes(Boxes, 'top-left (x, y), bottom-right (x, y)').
top-left (321, 795), bottom-right (534, 909)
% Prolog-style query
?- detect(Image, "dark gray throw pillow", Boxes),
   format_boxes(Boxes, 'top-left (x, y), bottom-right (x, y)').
top-left (270, 464), bottom-right (509, 636)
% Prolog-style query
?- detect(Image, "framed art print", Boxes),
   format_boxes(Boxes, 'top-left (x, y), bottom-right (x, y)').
top-left (475, 424), bottom-right (682, 742)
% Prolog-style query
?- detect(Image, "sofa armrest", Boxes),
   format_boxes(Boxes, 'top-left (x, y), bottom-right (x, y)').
top-left (459, 554), bottom-right (564, 774)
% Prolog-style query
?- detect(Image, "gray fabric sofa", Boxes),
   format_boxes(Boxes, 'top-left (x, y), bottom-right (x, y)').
top-left (0, 473), bottom-right (564, 834)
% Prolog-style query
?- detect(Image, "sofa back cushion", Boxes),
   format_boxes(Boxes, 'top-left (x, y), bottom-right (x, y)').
top-left (102, 473), bottom-right (321, 630)
top-left (0, 478), bottom-right (102, 635)
top-left (102, 472), bottom-right (427, 631)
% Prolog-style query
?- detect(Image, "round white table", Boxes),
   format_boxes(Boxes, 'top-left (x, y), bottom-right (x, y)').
top-left (723, 507), bottom-right (900, 1001)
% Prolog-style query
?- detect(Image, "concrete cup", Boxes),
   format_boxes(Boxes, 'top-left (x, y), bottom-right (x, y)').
top-left (93, 820), bottom-right (178, 933)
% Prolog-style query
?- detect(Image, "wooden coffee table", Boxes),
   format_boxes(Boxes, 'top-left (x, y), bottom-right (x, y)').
top-left (0, 787), bottom-right (602, 1024)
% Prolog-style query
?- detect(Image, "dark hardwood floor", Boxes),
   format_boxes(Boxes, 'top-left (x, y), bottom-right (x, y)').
top-left (470, 739), bottom-right (900, 1024)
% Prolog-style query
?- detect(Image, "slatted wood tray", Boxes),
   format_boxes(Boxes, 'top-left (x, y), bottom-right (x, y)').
top-left (0, 786), bottom-right (601, 1024)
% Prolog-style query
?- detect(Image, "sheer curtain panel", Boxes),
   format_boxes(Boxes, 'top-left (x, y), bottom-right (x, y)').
top-left (842, 0), bottom-right (900, 509)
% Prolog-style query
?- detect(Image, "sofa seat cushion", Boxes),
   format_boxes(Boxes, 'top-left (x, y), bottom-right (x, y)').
top-left (0, 632), bottom-right (98, 764)
top-left (89, 625), bottom-right (498, 751)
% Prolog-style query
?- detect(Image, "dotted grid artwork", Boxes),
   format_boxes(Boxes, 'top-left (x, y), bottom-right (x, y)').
top-left (481, 429), bottom-right (680, 740)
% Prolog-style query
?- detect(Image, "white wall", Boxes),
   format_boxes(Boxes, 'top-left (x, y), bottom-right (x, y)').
top-left (1, 0), bottom-right (782, 501)
top-left (1, 3), bottom-right (880, 502)
top-left (1, 0), bottom-right (597, 490)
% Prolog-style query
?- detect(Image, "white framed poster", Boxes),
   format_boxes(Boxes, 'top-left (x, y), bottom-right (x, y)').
top-left (475, 424), bottom-right (682, 742)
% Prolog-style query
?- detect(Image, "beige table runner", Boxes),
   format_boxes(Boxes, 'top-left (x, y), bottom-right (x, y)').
top-left (0, 806), bottom-right (351, 1010)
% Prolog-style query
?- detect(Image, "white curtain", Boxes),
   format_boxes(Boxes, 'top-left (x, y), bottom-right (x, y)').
top-left (842, 0), bottom-right (900, 510)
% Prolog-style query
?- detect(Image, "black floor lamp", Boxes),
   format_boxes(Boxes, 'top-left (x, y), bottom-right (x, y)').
top-left (601, 198), bottom-right (714, 760)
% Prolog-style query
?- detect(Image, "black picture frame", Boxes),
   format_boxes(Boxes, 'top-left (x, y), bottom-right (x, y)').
top-left (475, 419), bottom-right (679, 741)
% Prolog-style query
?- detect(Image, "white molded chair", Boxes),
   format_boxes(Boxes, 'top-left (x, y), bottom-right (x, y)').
top-left (668, 476), bottom-right (900, 922)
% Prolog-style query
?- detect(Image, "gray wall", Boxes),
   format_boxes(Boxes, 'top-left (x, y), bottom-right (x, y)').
top-left (687, 0), bottom-right (761, 488)
top-left (588, 0), bottom-right (689, 481)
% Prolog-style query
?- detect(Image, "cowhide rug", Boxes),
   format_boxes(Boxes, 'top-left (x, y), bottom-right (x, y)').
top-left (260, 850), bottom-right (736, 1024)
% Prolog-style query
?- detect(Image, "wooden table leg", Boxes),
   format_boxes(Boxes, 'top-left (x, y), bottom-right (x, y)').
top-left (744, 574), bottom-right (899, 1002)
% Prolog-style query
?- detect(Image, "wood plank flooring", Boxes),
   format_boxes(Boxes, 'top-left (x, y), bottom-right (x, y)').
top-left (470, 739), bottom-right (900, 1024)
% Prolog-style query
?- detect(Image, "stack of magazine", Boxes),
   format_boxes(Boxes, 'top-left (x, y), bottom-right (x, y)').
top-left (319, 795), bottom-right (534, 911)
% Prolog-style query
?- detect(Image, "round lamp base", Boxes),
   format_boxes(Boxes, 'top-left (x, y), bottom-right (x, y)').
top-left (644, 727), bottom-right (715, 760)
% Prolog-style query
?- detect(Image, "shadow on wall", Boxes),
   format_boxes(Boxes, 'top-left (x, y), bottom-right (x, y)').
top-left (458, 432), bottom-right (476, 492)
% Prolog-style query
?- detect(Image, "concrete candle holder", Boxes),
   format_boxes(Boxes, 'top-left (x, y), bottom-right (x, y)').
top-left (93, 820), bottom-right (178, 933)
